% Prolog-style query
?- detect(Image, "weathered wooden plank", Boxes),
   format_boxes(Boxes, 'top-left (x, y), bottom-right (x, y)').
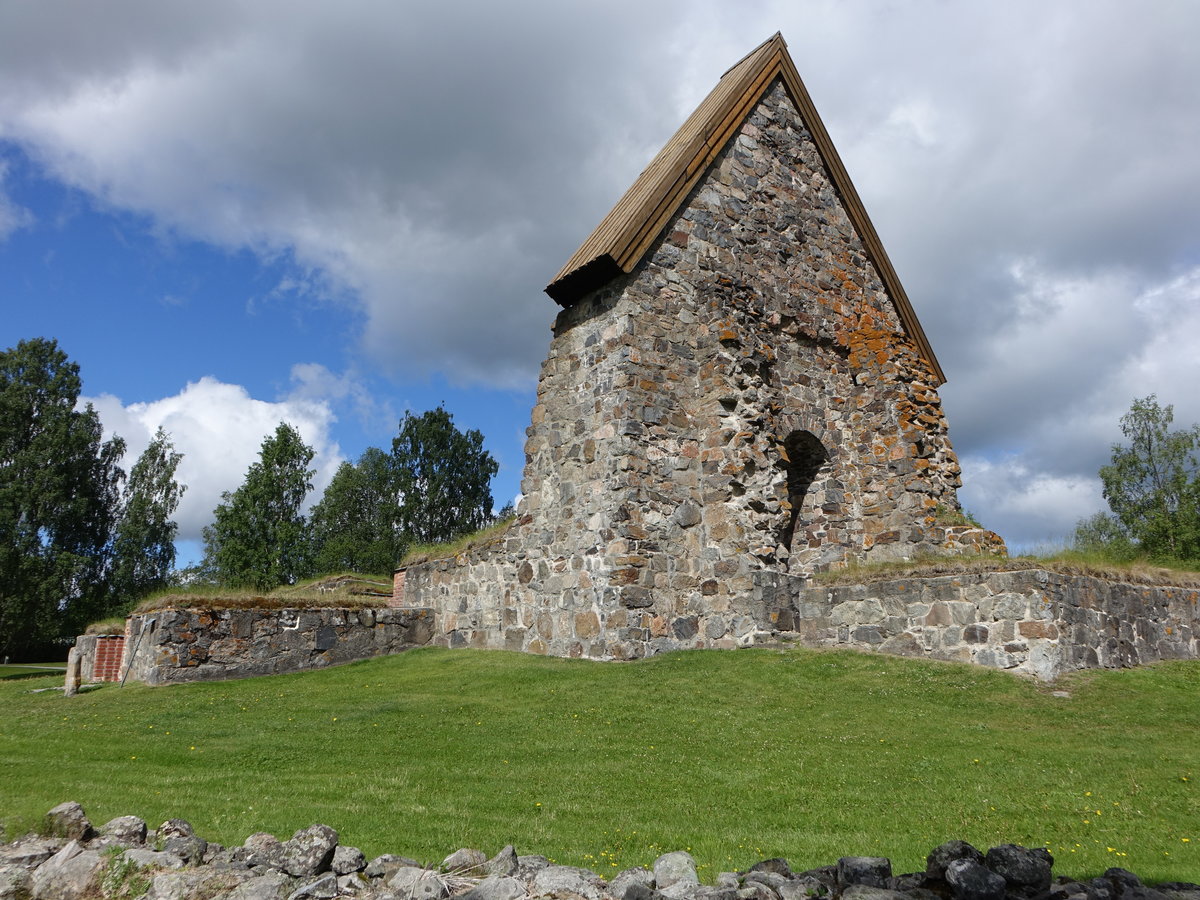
top-left (544, 32), bottom-right (944, 385)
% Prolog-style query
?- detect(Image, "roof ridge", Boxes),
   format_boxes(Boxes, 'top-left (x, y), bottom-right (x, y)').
top-left (720, 31), bottom-right (784, 78)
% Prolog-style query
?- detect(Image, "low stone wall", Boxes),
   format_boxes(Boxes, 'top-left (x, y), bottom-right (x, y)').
top-left (763, 569), bottom-right (1200, 681)
top-left (399, 558), bottom-right (1200, 680)
top-left (118, 607), bottom-right (434, 686)
top-left (8, 802), bottom-right (1197, 900)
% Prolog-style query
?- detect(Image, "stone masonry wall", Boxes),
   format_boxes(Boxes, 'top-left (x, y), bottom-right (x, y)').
top-left (742, 568), bottom-right (1200, 681)
top-left (119, 607), bottom-right (434, 686)
top-left (401, 562), bottom-right (1200, 680)
top-left (396, 78), bottom-right (999, 662)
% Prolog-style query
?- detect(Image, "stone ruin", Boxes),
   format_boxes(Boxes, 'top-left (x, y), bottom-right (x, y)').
top-left (67, 34), bottom-right (1199, 686)
top-left (395, 33), bottom-right (1009, 660)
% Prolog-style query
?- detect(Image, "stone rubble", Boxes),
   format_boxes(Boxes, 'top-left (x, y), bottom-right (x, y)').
top-left (2, 804), bottom-right (1197, 900)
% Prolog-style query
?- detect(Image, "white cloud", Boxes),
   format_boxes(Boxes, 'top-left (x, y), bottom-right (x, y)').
top-left (1121, 269), bottom-right (1200, 425)
top-left (0, 159), bottom-right (32, 239)
top-left (286, 362), bottom-right (395, 431)
top-left (86, 376), bottom-right (345, 544)
top-left (957, 455), bottom-right (1106, 553)
top-left (3, 1), bottom-right (1199, 549)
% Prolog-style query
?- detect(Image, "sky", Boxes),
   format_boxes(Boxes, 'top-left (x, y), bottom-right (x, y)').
top-left (1, 1), bottom-right (1198, 565)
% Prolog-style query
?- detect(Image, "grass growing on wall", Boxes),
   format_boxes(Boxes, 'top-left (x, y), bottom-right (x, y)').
top-left (129, 573), bottom-right (396, 614)
top-left (812, 553), bottom-right (1200, 587)
top-left (1, 647), bottom-right (1197, 883)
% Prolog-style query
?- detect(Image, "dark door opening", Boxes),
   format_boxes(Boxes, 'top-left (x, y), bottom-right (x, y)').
top-left (779, 430), bottom-right (830, 570)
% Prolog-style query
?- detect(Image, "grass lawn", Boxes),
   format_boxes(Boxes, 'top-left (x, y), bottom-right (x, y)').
top-left (0, 662), bottom-right (66, 680)
top-left (0, 647), bottom-right (1197, 883)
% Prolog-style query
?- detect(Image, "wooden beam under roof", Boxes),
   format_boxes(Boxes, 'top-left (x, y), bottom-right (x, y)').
top-left (545, 33), bottom-right (946, 386)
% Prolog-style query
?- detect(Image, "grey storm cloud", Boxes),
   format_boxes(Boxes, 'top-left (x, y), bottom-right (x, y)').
top-left (2, 0), bottom-right (1199, 548)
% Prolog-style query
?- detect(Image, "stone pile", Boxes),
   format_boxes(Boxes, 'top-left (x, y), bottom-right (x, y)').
top-left (3, 803), bottom-right (1197, 900)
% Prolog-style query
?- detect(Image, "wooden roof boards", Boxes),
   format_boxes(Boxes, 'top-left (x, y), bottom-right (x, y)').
top-left (545, 33), bottom-right (946, 385)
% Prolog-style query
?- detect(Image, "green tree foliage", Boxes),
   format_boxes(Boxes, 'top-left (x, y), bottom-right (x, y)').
top-left (308, 447), bottom-right (406, 575)
top-left (202, 423), bottom-right (315, 589)
top-left (392, 407), bottom-right (499, 546)
top-left (0, 338), bottom-right (126, 656)
top-left (1071, 511), bottom-right (1138, 563)
top-left (110, 427), bottom-right (186, 602)
top-left (1080, 395), bottom-right (1200, 562)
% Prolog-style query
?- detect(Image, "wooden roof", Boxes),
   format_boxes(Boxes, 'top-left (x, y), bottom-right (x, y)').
top-left (545, 33), bottom-right (945, 385)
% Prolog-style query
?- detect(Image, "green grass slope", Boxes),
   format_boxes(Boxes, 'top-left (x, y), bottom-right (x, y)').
top-left (1, 647), bottom-right (1196, 882)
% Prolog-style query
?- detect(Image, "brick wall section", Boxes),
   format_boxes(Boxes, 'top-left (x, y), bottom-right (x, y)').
top-left (396, 79), bottom-right (1002, 661)
top-left (92, 635), bottom-right (126, 681)
top-left (71, 633), bottom-right (127, 683)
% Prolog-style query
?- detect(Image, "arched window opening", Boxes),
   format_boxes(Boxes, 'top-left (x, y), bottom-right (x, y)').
top-left (779, 430), bottom-right (830, 570)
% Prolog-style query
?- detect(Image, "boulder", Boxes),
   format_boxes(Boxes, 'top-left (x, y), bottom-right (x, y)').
top-left (748, 859), bottom-right (792, 878)
top-left (778, 878), bottom-right (830, 900)
top-left (620, 883), bottom-right (657, 900)
top-left (654, 851), bottom-right (699, 890)
top-left (945, 859), bottom-right (1005, 900)
top-left (984, 844), bottom-right (1052, 896)
top-left (280, 826), bottom-right (338, 878)
top-left (744, 870), bottom-right (788, 892)
top-left (841, 887), bottom-right (909, 900)
top-left (285, 873), bottom-right (338, 900)
top-left (441, 848), bottom-right (487, 875)
top-left (43, 803), bottom-right (93, 842)
top-left (29, 841), bottom-right (105, 900)
top-left (1156, 883), bottom-right (1200, 900)
top-left (887, 872), bottom-right (932, 893)
top-left (331, 846), bottom-right (366, 876)
top-left (203, 844), bottom-right (226, 864)
top-left (458, 874), bottom-right (526, 900)
top-left (0, 864), bottom-right (31, 900)
top-left (389, 866), bottom-right (449, 900)
top-left (157, 820), bottom-right (196, 842)
top-left (1088, 868), bottom-right (1173, 900)
top-left (838, 858), bottom-right (892, 889)
top-left (165, 835), bottom-right (209, 866)
top-left (483, 845), bottom-right (519, 877)
top-left (335, 875), bottom-right (367, 895)
top-left (0, 836), bottom-right (63, 868)
top-left (122, 849), bottom-right (186, 869)
top-left (218, 871), bottom-right (293, 900)
top-left (208, 846), bottom-right (254, 871)
top-left (735, 881), bottom-right (778, 900)
top-left (531, 864), bottom-right (608, 900)
top-left (145, 869), bottom-right (247, 900)
top-left (926, 841), bottom-right (984, 882)
top-left (364, 854), bottom-right (419, 880)
top-left (609, 866), bottom-right (654, 899)
top-left (516, 855), bottom-right (550, 880)
top-left (245, 835), bottom-right (287, 873)
top-left (101, 816), bottom-right (149, 847)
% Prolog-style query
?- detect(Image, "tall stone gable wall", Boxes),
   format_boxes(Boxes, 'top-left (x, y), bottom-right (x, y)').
top-left (398, 79), bottom-right (1000, 661)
